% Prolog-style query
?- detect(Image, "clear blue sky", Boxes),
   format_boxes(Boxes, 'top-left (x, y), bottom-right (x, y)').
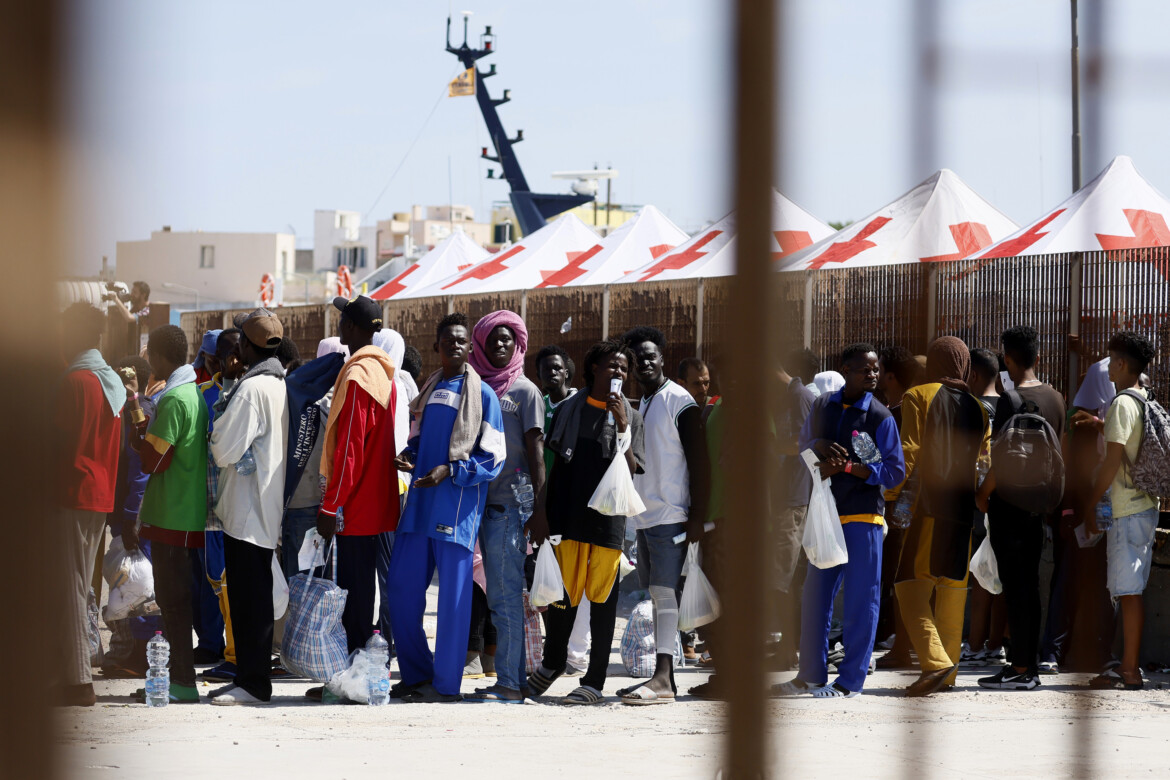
top-left (63, 0), bottom-right (1170, 274)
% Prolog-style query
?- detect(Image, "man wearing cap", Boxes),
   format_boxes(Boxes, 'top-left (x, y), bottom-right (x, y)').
top-left (209, 309), bottom-right (289, 705)
top-left (316, 296), bottom-right (401, 661)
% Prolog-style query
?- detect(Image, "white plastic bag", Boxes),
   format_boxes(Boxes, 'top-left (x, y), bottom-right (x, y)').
top-left (587, 430), bottom-right (646, 517)
top-left (970, 517), bottom-right (1002, 594)
top-left (298, 528), bottom-right (326, 571)
top-left (326, 648), bottom-right (373, 704)
top-left (678, 543), bottom-right (721, 631)
top-left (272, 552), bottom-right (289, 619)
top-left (529, 536), bottom-right (565, 608)
top-left (102, 536), bottom-right (155, 622)
top-left (800, 449), bottom-right (848, 569)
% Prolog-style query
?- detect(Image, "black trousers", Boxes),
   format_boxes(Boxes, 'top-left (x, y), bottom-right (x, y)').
top-left (335, 534), bottom-right (378, 654)
top-left (152, 541), bottom-right (197, 688)
top-left (224, 534), bottom-right (273, 701)
top-left (542, 574), bottom-right (620, 692)
top-left (468, 582), bottom-right (497, 652)
top-left (987, 495), bottom-right (1045, 673)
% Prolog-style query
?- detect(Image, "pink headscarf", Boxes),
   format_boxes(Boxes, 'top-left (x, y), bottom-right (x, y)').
top-left (469, 309), bottom-right (528, 398)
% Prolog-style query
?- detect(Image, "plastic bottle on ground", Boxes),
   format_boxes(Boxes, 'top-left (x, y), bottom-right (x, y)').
top-left (366, 630), bottom-right (390, 706)
top-left (145, 631), bottom-right (170, 707)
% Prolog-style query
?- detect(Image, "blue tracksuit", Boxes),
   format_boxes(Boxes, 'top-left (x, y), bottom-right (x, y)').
top-left (388, 373), bottom-right (503, 696)
top-left (797, 389), bottom-right (904, 692)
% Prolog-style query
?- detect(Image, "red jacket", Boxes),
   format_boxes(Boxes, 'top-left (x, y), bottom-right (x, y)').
top-left (320, 383), bottom-right (400, 535)
top-left (57, 370), bottom-right (121, 512)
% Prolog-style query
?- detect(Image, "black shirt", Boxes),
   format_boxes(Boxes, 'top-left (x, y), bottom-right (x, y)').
top-left (992, 384), bottom-right (1066, 438)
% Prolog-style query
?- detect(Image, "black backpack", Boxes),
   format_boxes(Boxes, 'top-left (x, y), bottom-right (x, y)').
top-left (990, 389), bottom-right (1065, 515)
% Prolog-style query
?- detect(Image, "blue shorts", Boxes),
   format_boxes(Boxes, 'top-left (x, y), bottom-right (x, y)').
top-left (1106, 506), bottom-right (1158, 601)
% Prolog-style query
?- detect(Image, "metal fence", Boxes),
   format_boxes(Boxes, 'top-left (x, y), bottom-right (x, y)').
top-left (180, 248), bottom-right (1168, 406)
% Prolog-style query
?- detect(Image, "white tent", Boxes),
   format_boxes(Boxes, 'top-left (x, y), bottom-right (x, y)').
top-left (540, 205), bottom-right (688, 287)
top-left (776, 169), bottom-right (1017, 271)
top-left (974, 155), bottom-right (1170, 259)
top-left (622, 189), bottom-right (833, 282)
top-left (408, 213), bottom-right (599, 297)
top-left (370, 230), bottom-right (489, 300)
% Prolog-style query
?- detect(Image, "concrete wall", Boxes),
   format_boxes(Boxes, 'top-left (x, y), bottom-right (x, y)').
top-left (115, 230), bottom-right (294, 308)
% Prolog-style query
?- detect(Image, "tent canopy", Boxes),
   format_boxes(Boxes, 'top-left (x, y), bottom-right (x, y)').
top-left (408, 212), bottom-right (600, 297)
top-left (370, 230), bottom-right (489, 300)
top-left (976, 155), bottom-right (1170, 259)
top-left (622, 189), bottom-right (833, 283)
top-left (777, 169), bottom-right (1017, 271)
top-left (540, 205), bottom-right (688, 288)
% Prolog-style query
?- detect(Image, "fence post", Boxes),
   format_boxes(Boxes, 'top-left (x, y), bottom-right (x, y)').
top-left (925, 264), bottom-right (939, 349)
top-left (802, 271), bottom-right (813, 348)
top-left (695, 278), bottom-right (705, 359)
top-left (601, 286), bottom-right (610, 340)
top-left (1068, 251), bottom-right (1083, 399)
top-left (447, 295), bottom-right (454, 316)
top-left (520, 290), bottom-right (528, 321)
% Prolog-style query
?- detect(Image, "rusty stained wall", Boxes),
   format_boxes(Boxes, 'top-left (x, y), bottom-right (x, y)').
top-left (181, 305), bottom-right (327, 365)
top-left (523, 285), bottom-right (605, 389)
top-left (609, 279), bottom-right (701, 390)
top-left (382, 297), bottom-right (449, 380)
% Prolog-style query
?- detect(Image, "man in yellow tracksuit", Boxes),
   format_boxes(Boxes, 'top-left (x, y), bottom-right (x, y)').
top-left (891, 336), bottom-right (990, 697)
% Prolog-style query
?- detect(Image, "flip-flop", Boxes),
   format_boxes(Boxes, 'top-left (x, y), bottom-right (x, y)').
top-left (811, 682), bottom-right (860, 699)
top-left (620, 685), bottom-right (675, 705)
top-left (560, 685), bottom-right (604, 705)
top-left (772, 679), bottom-right (818, 698)
top-left (389, 679), bottom-right (430, 699)
top-left (464, 684), bottom-right (525, 703)
top-left (1088, 671), bottom-right (1143, 690)
top-left (401, 683), bottom-right (462, 703)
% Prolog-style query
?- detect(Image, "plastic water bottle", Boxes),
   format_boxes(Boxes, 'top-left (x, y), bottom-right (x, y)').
top-left (365, 630), bottom-right (390, 706)
top-left (851, 430), bottom-right (881, 465)
top-left (1095, 489), bottom-right (1113, 531)
top-left (976, 458), bottom-right (990, 489)
top-left (234, 447), bottom-right (257, 476)
top-left (145, 631), bottom-right (170, 707)
top-left (511, 470), bottom-right (534, 523)
top-left (890, 487), bottom-right (915, 530)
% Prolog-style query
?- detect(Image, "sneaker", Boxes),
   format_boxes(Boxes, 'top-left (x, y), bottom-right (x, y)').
top-left (977, 668), bottom-right (1040, 690)
top-left (959, 641), bottom-right (979, 665)
top-left (1037, 660), bottom-right (1059, 675)
top-left (981, 645), bottom-right (1008, 666)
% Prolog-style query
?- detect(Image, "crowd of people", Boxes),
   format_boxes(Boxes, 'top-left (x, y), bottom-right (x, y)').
top-left (54, 291), bottom-right (1165, 707)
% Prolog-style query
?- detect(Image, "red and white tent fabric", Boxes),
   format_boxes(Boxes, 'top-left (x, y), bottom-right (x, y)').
top-left (621, 189), bottom-right (833, 282)
top-left (776, 169), bottom-right (1017, 271)
top-left (409, 212), bottom-right (600, 297)
top-left (974, 155), bottom-right (1170, 259)
top-left (370, 230), bottom-right (489, 300)
top-left (540, 205), bottom-right (688, 287)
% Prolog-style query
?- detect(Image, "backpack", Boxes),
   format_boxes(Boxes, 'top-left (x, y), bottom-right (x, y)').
top-left (1116, 389), bottom-right (1170, 499)
top-left (990, 389), bottom-right (1065, 515)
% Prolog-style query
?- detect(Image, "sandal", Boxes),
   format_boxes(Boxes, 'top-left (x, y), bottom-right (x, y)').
top-left (772, 678), bottom-right (818, 698)
top-left (527, 667), bottom-right (563, 697)
top-left (1088, 670), bottom-right (1143, 690)
top-left (811, 682), bottom-right (859, 699)
top-left (464, 684), bottom-right (525, 703)
top-left (620, 685), bottom-right (675, 705)
top-left (688, 676), bottom-right (726, 700)
top-left (401, 683), bottom-right (462, 703)
top-left (560, 685), bottom-right (604, 705)
top-left (389, 678), bottom-right (429, 699)
top-left (133, 684), bottom-right (201, 704)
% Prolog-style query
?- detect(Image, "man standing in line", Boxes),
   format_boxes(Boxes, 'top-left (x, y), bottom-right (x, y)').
top-left (975, 326), bottom-right (1065, 691)
top-left (465, 310), bottom-right (547, 703)
top-left (209, 310), bottom-right (289, 705)
top-left (618, 326), bottom-right (708, 705)
top-left (127, 325), bottom-right (209, 704)
top-left (55, 304), bottom-right (122, 707)
top-left (775, 343), bottom-right (904, 699)
top-left (678, 357), bottom-right (712, 409)
top-left (316, 295), bottom-right (400, 657)
top-left (892, 337), bottom-right (990, 697)
top-left (389, 313), bottom-right (504, 703)
top-left (1081, 332), bottom-right (1159, 690)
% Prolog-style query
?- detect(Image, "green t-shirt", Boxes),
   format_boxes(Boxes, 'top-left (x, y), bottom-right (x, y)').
top-left (140, 383), bottom-right (210, 533)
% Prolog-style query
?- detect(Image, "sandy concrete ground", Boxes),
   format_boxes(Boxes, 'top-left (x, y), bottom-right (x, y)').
top-left (62, 584), bottom-right (1170, 779)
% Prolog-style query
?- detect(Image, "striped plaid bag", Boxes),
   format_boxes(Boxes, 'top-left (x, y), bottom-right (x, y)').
top-left (280, 541), bottom-right (349, 682)
top-left (523, 590), bottom-right (543, 674)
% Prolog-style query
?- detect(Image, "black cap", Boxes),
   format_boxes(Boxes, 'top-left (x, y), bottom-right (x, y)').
top-left (333, 295), bottom-right (383, 332)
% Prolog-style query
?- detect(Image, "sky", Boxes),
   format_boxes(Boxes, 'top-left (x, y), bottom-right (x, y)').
top-left (63, 0), bottom-right (1170, 274)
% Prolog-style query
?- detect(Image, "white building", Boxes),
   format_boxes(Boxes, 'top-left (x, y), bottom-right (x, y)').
top-left (376, 205), bottom-right (494, 263)
top-left (314, 209), bottom-right (377, 272)
top-left (116, 227), bottom-right (296, 309)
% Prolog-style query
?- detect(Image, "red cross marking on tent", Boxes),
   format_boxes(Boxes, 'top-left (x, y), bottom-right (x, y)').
top-left (919, 222), bottom-right (994, 263)
top-left (978, 209), bottom-right (1065, 259)
top-left (442, 243), bottom-right (525, 289)
top-left (374, 263), bottom-right (420, 299)
top-left (637, 230), bottom-right (723, 281)
top-left (1096, 209), bottom-right (1170, 250)
top-left (771, 230), bottom-right (814, 261)
top-left (649, 243), bottom-right (673, 259)
top-left (807, 217), bottom-right (891, 269)
top-left (536, 245), bottom-right (604, 288)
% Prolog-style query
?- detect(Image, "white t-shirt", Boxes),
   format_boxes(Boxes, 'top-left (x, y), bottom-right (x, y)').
top-left (210, 374), bottom-right (290, 549)
top-left (632, 379), bottom-right (697, 530)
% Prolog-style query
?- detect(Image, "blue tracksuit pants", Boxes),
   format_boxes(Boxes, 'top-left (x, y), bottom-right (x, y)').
top-left (387, 531), bottom-right (474, 697)
top-left (798, 521), bottom-right (883, 693)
